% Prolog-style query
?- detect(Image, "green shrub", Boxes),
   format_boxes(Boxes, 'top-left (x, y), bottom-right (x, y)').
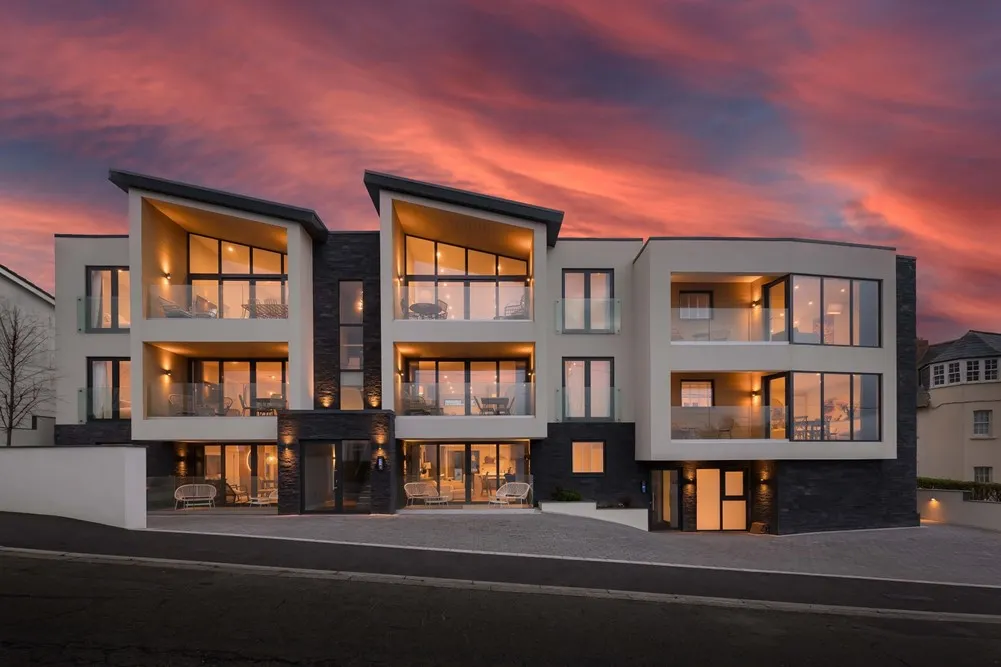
top-left (917, 477), bottom-right (1001, 502)
top-left (551, 487), bottom-right (582, 502)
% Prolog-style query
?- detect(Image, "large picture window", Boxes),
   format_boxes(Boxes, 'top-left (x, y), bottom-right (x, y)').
top-left (563, 358), bottom-right (614, 420)
top-left (562, 270), bottom-right (613, 332)
top-left (188, 360), bottom-right (288, 416)
top-left (401, 236), bottom-right (529, 320)
top-left (790, 276), bottom-right (879, 347)
top-left (186, 234), bottom-right (287, 318)
top-left (340, 281), bottom-right (364, 410)
top-left (86, 267), bottom-right (130, 330)
top-left (403, 359), bottom-right (531, 416)
top-left (790, 372), bottom-right (880, 441)
top-left (87, 358), bottom-right (130, 420)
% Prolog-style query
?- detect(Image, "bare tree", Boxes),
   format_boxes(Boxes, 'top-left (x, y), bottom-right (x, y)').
top-left (0, 299), bottom-right (55, 447)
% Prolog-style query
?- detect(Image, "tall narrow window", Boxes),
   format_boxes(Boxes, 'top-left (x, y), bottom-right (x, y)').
top-left (87, 358), bottom-right (130, 420)
top-left (973, 410), bottom-right (993, 437)
top-left (86, 267), bottom-right (130, 330)
top-left (563, 358), bottom-right (614, 420)
top-left (562, 270), bottom-right (614, 332)
top-left (339, 281), bottom-right (364, 410)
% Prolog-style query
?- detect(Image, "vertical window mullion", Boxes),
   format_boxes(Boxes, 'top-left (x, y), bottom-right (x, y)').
top-left (584, 360), bottom-right (592, 419)
top-left (819, 372), bottom-right (826, 441)
top-left (849, 372), bottom-right (855, 441)
top-left (111, 360), bottom-right (121, 420)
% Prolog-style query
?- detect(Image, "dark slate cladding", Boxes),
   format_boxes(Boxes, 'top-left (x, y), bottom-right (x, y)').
top-left (312, 232), bottom-right (382, 411)
top-left (532, 422), bottom-right (648, 508)
top-left (773, 256), bottom-right (919, 534)
top-left (277, 410), bottom-right (395, 515)
top-left (54, 423), bottom-right (174, 476)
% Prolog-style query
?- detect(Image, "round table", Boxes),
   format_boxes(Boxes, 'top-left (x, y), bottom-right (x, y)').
top-left (409, 302), bottom-right (443, 319)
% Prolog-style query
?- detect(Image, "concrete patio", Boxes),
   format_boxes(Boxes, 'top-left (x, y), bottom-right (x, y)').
top-left (146, 512), bottom-right (1001, 587)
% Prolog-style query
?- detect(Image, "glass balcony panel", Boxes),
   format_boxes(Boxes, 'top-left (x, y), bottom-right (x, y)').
top-left (670, 308), bottom-right (785, 342)
top-left (556, 298), bottom-right (621, 333)
top-left (670, 405), bottom-right (785, 439)
top-left (148, 285), bottom-right (288, 319)
top-left (398, 382), bottom-right (535, 416)
top-left (396, 283), bottom-right (531, 321)
top-left (554, 387), bottom-right (621, 421)
top-left (145, 383), bottom-right (289, 417)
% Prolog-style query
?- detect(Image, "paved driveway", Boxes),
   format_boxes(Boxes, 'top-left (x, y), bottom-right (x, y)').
top-left (147, 513), bottom-right (1001, 586)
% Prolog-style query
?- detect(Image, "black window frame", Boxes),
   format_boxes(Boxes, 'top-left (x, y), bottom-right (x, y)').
top-left (190, 358), bottom-right (288, 415)
top-left (339, 280), bottom-right (365, 410)
top-left (788, 274), bottom-right (882, 348)
top-left (571, 440), bottom-right (606, 475)
top-left (186, 233), bottom-right (288, 314)
top-left (787, 371), bottom-right (882, 442)
top-left (678, 291), bottom-right (713, 321)
top-left (562, 357), bottom-right (615, 421)
top-left (561, 269), bottom-right (615, 332)
top-left (86, 357), bottom-right (131, 420)
top-left (400, 234), bottom-right (530, 321)
top-left (84, 266), bottom-right (130, 332)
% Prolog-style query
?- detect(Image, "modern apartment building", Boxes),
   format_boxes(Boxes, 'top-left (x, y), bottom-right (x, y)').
top-left (53, 169), bottom-right (918, 533)
top-left (918, 330), bottom-right (1001, 483)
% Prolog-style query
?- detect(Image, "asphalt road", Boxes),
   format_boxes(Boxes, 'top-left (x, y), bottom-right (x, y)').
top-left (1, 555), bottom-right (1000, 667)
top-left (1, 513), bottom-right (1000, 616)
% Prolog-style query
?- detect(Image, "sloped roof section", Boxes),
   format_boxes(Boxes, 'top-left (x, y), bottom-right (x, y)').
top-left (363, 170), bottom-right (565, 247)
top-left (109, 170), bottom-right (328, 242)
top-left (0, 263), bottom-right (54, 306)
top-left (919, 330), bottom-right (1001, 368)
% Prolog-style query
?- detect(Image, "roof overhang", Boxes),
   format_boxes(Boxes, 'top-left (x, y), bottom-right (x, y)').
top-left (108, 170), bottom-right (328, 242)
top-left (363, 170), bottom-right (564, 246)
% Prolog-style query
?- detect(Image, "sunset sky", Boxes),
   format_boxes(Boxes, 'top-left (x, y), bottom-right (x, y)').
top-left (1, 0), bottom-right (998, 341)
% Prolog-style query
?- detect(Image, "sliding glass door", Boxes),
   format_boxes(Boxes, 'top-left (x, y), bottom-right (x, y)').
top-left (402, 443), bottom-right (530, 504)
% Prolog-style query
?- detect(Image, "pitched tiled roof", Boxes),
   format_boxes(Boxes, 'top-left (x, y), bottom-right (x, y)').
top-left (919, 330), bottom-right (1001, 368)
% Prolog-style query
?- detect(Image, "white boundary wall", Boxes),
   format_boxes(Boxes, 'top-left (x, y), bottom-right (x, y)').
top-left (918, 489), bottom-right (1001, 532)
top-left (539, 501), bottom-right (649, 531)
top-left (0, 446), bottom-right (146, 529)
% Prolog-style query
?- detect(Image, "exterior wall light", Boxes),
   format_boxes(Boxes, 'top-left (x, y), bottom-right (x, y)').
top-left (161, 369), bottom-right (171, 377)
top-left (751, 299), bottom-right (762, 308)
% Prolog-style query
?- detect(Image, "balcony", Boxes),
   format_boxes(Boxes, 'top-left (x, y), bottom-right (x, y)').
top-left (671, 308), bottom-right (786, 343)
top-left (395, 282), bottom-right (530, 321)
top-left (146, 383), bottom-right (289, 417)
top-left (671, 405), bottom-right (785, 439)
top-left (148, 284), bottom-right (288, 320)
top-left (399, 382), bottom-right (535, 416)
top-left (555, 298), bottom-right (621, 334)
top-left (555, 387), bottom-right (622, 422)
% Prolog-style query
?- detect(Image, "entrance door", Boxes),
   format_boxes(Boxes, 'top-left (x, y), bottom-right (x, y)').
top-left (764, 373), bottom-right (789, 439)
top-left (650, 470), bottom-right (680, 530)
top-left (302, 441), bottom-right (372, 513)
top-left (696, 468), bottom-right (748, 531)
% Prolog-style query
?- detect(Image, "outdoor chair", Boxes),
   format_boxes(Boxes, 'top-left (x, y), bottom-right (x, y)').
top-left (248, 488), bottom-right (277, 506)
top-left (488, 482), bottom-right (531, 507)
top-left (174, 484), bottom-right (217, 509)
top-left (158, 296), bottom-right (193, 318)
top-left (717, 416), bottom-right (735, 438)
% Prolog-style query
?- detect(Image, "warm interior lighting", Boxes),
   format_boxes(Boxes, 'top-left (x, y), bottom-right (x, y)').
top-left (751, 390), bottom-right (761, 398)
top-left (227, 245), bottom-right (235, 253)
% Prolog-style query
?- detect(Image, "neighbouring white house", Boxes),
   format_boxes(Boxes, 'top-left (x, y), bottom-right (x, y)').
top-left (0, 262), bottom-right (56, 445)
top-left (918, 330), bottom-right (1001, 483)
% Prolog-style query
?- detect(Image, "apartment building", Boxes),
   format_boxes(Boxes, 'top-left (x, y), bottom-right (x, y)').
top-left (918, 330), bottom-right (1001, 483)
top-left (54, 169), bottom-right (918, 533)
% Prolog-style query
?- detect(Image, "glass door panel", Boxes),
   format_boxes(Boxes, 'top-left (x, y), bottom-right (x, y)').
top-left (303, 444), bottom-right (337, 511)
top-left (696, 469), bottom-right (721, 530)
top-left (497, 443), bottom-right (528, 485)
top-left (766, 374), bottom-right (787, 439)
top-left (767, 280), bottom-right (787, 341)
top-left (470, 362), bottom-right (498, 415)
top-left (440, 444), bottom-right (467, 502)
top-left (722, 470), bottom-right (747, 530)
top-left (257, 445), bottom-right (278, 491)
top-left (225, 445), bottom-right (253, 505)
top-left (438, 362), bottom-right (465, 415)
top-left (340, 440), bottom-right (372, 513)
top-left (470, 443), bottom-right (496, 500)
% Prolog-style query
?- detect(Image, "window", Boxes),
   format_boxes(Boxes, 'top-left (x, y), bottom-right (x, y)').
top-left (932, 365), bottom-right (945, 386)
top-left (680, 381), bottom-right (713, 407)
top-left (975, 467), bottom-right (993, 484)
top-left (572, 441), bottom-right (604, 474)
top-left (186, 234), bottom-right (287, 319)
top-left (790, 372), bottom-right (880, 441)
top-left (948, 362), bottom-right (961, 384)
top-left (790, 275), bottom-right (879, 346)
top-left (190, 360), bottom-right (287, 416)
top-left (87, 358), bottom-right (130, 420)
top-left (563, 358), bottom-right (614, 420)
top-left (986, 359), bottom-right (999, 381)
top-left (679, 292), bottom-right (711, 320)
top-left (86, 267), bottom-right (130, 330)
top-left (967, 360), bottom-right (981, 382)
top-left (973, 410), bottom-right (993, 437)
top-left (404, 359), bottom-right (531, 416)
top-left (339, 281), bottom-right (364, 410)
top-left (401, 235), bottom-right (529, 321)
top-left (562, 270), bottom-right (614, 332)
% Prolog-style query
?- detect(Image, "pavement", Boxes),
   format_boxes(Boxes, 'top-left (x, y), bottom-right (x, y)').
top-left (2, 512), bottom-right (1001, 618)
top-left (148, 510), bottom-right (1001, 586)
top-left (3, 554), bottom-right (1001, 666)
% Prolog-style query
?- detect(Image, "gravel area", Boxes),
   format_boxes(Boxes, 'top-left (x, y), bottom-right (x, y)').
top-left (147, 512), bottom-right (1001, 586)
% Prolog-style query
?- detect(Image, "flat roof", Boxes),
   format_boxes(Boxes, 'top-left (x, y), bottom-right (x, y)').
top-left (633, 236), bottom-right (898, 263)
top-left (363, 170), bottom-right (564, 247)
top-left (108, 170), bottom-right (328, 242)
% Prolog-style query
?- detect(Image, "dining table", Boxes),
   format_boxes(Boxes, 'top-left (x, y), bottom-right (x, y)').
top-left (479, 397), bottom-right (512, 415)
top-left (409, 302), bottom-right (444, 319)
